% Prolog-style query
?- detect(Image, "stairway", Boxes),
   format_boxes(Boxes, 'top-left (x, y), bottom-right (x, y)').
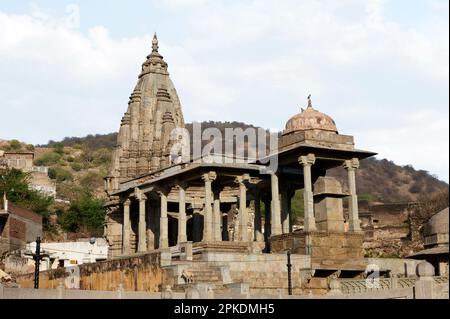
top-left (171, 262), bottom-right (229, 293)
top-left (186, 268), bottom-right (223, 284)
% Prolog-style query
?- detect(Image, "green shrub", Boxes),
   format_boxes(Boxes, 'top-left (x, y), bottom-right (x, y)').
top-left (93, 148), bottom-right (112, 166)
top-left (71, 162), bottom-right (82, 172)
top-left (34, 152), bottom-right (62, 166)
top-left (8, 140), bottom-right (22, 151)
top-left (48, 167), bottom-right (73, 182)
top-left (80, 171), bottom-right (104, 192)
top-left (52, 142), bottom-right (65, 155)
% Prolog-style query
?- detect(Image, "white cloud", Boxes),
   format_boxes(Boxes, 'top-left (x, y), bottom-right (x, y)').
top-left (0, 1), bottom-right (448, 181)
top-left (0, 9), bottom-right (151, 143)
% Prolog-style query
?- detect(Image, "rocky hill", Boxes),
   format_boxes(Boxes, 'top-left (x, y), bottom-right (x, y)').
top-left (2, 121), bottom-right (448, 204)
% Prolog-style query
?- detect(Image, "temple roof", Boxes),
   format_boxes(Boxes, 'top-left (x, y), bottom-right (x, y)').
top-left (140, 33), bottom-right (169, 77)
top-left (284, 96), bottom-right (338, 135)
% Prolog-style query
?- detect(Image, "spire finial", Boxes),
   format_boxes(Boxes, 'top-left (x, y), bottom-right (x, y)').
top-left (307, 94), bottom-right (313, 109)
top-left (152, 33), bottom-right (159, 52)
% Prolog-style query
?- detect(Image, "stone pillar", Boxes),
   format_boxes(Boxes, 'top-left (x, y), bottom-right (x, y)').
top-left (288, 189), bottom-right (293, 233)
top-left (281, 184), bottom-right (291, 234)
top-left (235, 175), bottom-right (250, 242)
top-left (192, 198), bottom-right (203, 242)
top-left (202, 172), bottom-right (217, 242)
top-left (122, 199), bottom-right (131, 255)
top-left (159, 189), bottom-right (169, 249)
top-left (263, 197), bottom-right (271, 240)
top-left (213, 187), bottom-right (222, 241)
top-left (263, 198), bottom-right (272, 253)
top-left (344, 158), bottom-right (361, 232)
top-left (138, 193), bottom-right (147, 252)
top-left (270, 173), bottom-right (282, 236)
top-left (178, 183), bottom-right (187, 243)
top-left (146, 203), bottom-right (155, 251)
top-left (299, 154), bottom-right (317, 232)
top-left (254, 190), bottom-right (263, 242)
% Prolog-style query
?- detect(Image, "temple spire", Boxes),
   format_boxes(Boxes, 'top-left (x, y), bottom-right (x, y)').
top-left (152, 33), bottom-right (159, 53)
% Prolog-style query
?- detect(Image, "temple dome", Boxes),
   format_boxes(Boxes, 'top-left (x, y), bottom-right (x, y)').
top-left (284, 96), bottom-right (338, 134)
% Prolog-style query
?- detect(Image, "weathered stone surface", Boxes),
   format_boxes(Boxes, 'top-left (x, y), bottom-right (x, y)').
top-left (106, 34), bottom-right (185, 193)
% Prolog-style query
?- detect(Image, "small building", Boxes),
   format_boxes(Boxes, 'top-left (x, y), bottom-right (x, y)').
top-left (0, 197), bottom-right (43, 256)
top-left (0, 150), bottom-right (56, 198)
top-left (25, 238), bottom-right (108, 270)
top-left (0, 150), bottom-right (34, 172)
top-left (408, 207), bottom-right (449, 276)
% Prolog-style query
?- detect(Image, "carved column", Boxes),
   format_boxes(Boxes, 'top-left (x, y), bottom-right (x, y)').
top-left (270, 173), bottom-right (282, 236)
top-left (177, 183), bottom-right (187, 243)
top-left (235, 175), bottom-right (250, 242)
top-left (299, 154), bottom-right (317, 232)
top-left (281, 184), bottom-right (291, 234)
top-left (146, 203), bottom-right (155, 251)
top-left (122, 198), bottom-right (131, 255)
top-left (344, 158), bottom-right (361, 232)
top-left (213, 187), bottom-right (222, 241)
top-left (159, 189), bottom-right (169, 249)
top-left (254, 189), bottom-right (263, 242)
top-left (202, 172), bottom-right (217, 242)
top-left (192, 197), bottom-right (203, 242)
top-left (137, 192), bottom-right (147, 252)
top-left (263, 197), bottom-right (271, 241)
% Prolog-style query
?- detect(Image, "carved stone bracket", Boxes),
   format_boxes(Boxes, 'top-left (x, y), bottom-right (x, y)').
top-left (299, 153), bottom-right (316, 166)
top-left (343, 158), bottom-right (360, 170)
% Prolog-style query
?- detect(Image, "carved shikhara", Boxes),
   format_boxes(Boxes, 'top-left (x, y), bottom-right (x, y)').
top-left (107, 34), bottom-right (185, 193)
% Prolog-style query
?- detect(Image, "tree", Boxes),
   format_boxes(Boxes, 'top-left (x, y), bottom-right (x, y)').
top-left (58, 192), bottom-right (106, 233)
top-left (8, 140), bottom-right (22, 151)
top-left (0, 167), bottom-right (53, 229)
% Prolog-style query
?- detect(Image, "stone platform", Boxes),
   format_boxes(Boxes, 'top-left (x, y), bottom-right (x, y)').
top-left (270, 230), bottom-right (367, 272)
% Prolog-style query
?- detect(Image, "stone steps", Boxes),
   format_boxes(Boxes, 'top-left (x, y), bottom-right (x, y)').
top-left (188, 269), bottom-right (222, 283)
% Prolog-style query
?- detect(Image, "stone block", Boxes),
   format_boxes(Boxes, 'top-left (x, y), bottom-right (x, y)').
top-left (307, 278), bottom-right (328, 289)
top-left (225, 282), bottom-right (250, 297)
top-left (416, 261), bottom-right (435, 278)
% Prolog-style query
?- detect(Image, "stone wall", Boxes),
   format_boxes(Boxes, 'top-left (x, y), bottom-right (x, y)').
top-left (367, 257), bottom-right (423, 277)
top-left (0, 284), bottom-right (185, 299)
top-left (16, 252), bottom-right (163, 292)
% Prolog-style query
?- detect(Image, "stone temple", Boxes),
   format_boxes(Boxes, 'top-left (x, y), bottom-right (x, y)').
top-left (103, 34), bottom-right (383, 293)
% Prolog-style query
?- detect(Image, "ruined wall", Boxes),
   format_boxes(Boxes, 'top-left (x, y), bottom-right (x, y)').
top-left (359, 203), bottom-right (422, 257)
top-left (16, 252), bottom-right (163, 292)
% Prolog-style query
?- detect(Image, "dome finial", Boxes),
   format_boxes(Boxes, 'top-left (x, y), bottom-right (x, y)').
top-left (307, 94), bottom-right (313, 109)
top-left (152, 33), bottom-right (159, 53)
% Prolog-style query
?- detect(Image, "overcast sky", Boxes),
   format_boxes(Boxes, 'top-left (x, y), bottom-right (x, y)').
top-left (0, 0), bottom-right (448, 182)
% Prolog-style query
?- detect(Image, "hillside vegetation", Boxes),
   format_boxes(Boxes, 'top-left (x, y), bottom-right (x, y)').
top-left (1, 121), bottom-right (448, 238)
top-left (36, 121), bottom-right (448, 204)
